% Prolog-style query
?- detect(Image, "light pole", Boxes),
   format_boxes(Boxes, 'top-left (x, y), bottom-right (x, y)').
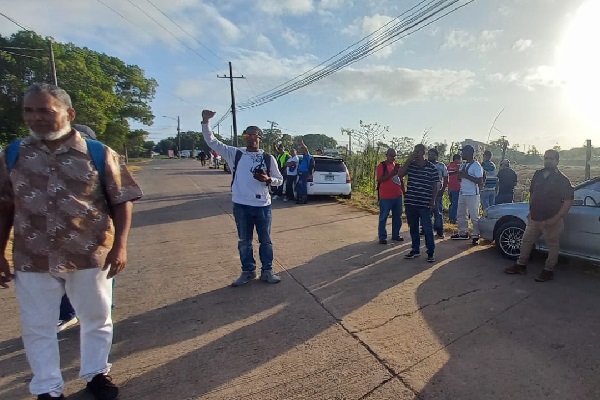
top-left (163, 115), bottom-right (181, 157)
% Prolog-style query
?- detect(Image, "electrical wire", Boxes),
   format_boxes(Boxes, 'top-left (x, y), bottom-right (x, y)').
top-left (0, 49), bottom-right (42, 59)
top-left (0, 12), bottom-right (33, 31)
top-left (124, 0), bottom-right (219, 72)
top-left (0, 46), bottom-right (44, 51)
top-left (236, 0), bottom-right (477, 111)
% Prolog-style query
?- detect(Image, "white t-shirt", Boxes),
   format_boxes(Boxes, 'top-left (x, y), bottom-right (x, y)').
top-left (434, 161), bottom-right (449, 189)
top-left (459, 161), bottom-right (484, 196)
top-left (201, 124), bottom-right (283, 206)
top-left (286, 156), bottom-right (299, 176)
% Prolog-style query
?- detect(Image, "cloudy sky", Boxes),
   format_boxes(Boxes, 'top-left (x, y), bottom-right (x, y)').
top-left (1, 0), bottom-right (599, 151)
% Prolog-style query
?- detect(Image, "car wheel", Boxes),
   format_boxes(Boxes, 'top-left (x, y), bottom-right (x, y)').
top-left (495, 220), bottom-right (525, 260)
top-left (341, 193), bottom-right (352, 199)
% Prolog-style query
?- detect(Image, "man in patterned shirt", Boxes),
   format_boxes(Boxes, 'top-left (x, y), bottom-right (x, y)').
top-left (0, 83), bottom-right (143, 400)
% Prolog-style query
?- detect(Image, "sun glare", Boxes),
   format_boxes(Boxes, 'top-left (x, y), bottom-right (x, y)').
top-left (557, 1), bottom-right (600, 128)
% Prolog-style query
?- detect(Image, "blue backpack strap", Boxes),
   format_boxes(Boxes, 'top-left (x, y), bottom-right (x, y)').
top-left (230, 149), bottom-right (243, 187)
top-left (85, 139), bottom-right (106, 185)
top-left (5, 139), bottom-right (23, 171)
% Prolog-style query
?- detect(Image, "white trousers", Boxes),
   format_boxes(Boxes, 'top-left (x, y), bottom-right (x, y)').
top-left (457, 194), bottom-right (481, 237)
top-left (15, 268), bottom-right (113, 397)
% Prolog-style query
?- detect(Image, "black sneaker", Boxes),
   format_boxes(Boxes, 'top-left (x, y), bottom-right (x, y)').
top-left (426, 255), bottom-right (435, 262)
top-left (471, 236), bottom-right (479, 245)
top-left (535, 269), bottom-right (554, 282)
top-left (404, 251), bottom-right (420, 259)
top-left (86, 374), bottom-right (119, 400)
top-left (379, 239), bottom-right (388, 244)
top-left (391, 236), bottom-right (404, 242)
top-left (450, 233), bottom-right (469, 240)
top-left (435, 233), bottom-right (445, 239)
top-left (37, 395), bottom-right (64, 400)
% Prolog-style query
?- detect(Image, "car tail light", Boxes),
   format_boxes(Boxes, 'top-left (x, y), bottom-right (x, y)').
top-left (346, 171), bottom-right (351, 183)
top-left (307, 176), bottom-right (313, 182)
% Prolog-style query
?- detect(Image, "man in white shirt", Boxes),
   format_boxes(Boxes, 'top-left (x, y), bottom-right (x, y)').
top-left (451, 145), bottom-right (484, 244)
top-left (284, 149), bottom-right (299, 202)
top-left (201, 110), bottom-right (284, 286)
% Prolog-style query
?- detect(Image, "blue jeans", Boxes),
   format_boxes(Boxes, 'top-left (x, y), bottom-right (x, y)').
top-left (233, 203), bottom-right (273, 272)
top-left (495, 193), bottom-right (514, 204)
top-left (448, 190), bottom-right (459, 221)
top-left (481, 190), bottom-right (495, 210)
top-left (406, 205), bottom-right (435, 256)
top-left (378, 196), bottom-right (403, 240)
top-left (59, 294), bottom-right (76, 321)
top-left (296, 171), bottom-right (309, 198)
top-left (432, 195), bottom-right (443, 235)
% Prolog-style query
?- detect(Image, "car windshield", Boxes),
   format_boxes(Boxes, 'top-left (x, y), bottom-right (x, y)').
top-left (315, 159), bottom-right (346, 173)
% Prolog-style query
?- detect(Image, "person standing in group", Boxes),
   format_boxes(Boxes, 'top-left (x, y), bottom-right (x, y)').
top-left (427, 148), bottom-right (448, 239)
top-left (284, 149), bottom-right (299, 202)
top-left (398, 144), bottom-right (439, 262)
top-left (198, 149), bottom-right (207, 166)
top-left (376, 148), bottom-right (404, 244)
top-left (295, 138), bottom-right (313, 205)
top-left (272, 144), bottom-right (289, 200)
top-left (504, 149), bottom-right (573, 282)
top-left (495, 159), bottom-right (518, 204)
top-left (451, 145), bottom-right (484, 244)
top-left (446, 154), bottom-right (462, 223)
top-left (0, 83), bottom-right (142, 400)
top-left (480, 150), bottom-right (498, 210)
top-left (201, 110), bottom-right (284, 286)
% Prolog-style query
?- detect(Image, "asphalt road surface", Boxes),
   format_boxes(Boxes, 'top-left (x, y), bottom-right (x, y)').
top-left (1, 158), bottom-right (600, 400)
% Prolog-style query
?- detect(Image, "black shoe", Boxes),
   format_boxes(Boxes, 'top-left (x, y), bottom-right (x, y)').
top-left (535, 269), bottom-right (554, 282)
top-left (37, 395), bottom-right (64, 400)
top-left (426, 254), bottom-right (435, 262)
top-left (435, 233), bottom-right (445, 239)
top-left (404, 251), bottom-right (420, 259)
top-left (379, 239), bottom-right (388, 244)
top-left (86, 374), bottom-right (119, 400)
top-left (391, 236), bottom-right (404, 242)
top-left (419, 230), bottom-right (425, 236)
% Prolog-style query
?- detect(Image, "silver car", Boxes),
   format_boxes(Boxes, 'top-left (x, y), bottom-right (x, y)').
top-left (478, 176), bottom-right (600, 262)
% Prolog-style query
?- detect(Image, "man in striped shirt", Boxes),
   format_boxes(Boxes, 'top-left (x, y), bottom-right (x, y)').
top-left (398, 144), bottom-right (440, 262)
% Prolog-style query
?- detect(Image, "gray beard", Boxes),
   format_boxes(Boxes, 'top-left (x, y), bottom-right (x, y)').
top-left (29, 124), bottom-right (72, 141)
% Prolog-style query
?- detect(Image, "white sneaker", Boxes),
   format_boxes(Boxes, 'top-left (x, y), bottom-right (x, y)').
top-left (272, 195), bottom-right (279, 200)
top-left (283, 198), bottom-right (288, 202)
top-left (57, 316), bottom-right (79, 333)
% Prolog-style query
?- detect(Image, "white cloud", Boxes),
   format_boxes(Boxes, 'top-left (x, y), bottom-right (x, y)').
top-left (320, 66), bottom-right (476, 104)
top-left (342, 14), bottom-right (398, 58)
top-left (256, 0), bottom-right (314, 16)
top-left (487, 66), bottom-right (564, 90)
top-left (443, 29), bottom-right (503, 53)
top-left (318, 0), bottom-right (351, 9)
top-left (256, 34), bottom-right (276, 54)
top-left (512, 39), bottom-right (533, 52)
top-left (498, 6), bottom-right (512, 16)
top-left (281, 28), bottom-right (309, 49)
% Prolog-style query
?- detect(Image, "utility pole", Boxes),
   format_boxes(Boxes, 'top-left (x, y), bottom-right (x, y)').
top-left (585, 139), bottom-right (592, 180)
top-left (47, 40), bottom-right (57, 85)
top-left (177, 116), bottom-right (181, 157)
top-left (500, 135), bottom-right (508, 161)
top-left (267, 120), bottom-right (278, 149)
top-left (218, 62), bottom-right (244, 147)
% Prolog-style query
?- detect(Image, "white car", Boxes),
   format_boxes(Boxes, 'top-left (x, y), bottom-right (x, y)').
top-left (478, 176), bottom-right (600, 262)
top-left (297, 155), bottom-right (352, 199)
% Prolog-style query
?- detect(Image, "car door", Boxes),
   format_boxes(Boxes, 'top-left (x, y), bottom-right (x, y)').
top-left (538, 179), bottom-right (600, 261)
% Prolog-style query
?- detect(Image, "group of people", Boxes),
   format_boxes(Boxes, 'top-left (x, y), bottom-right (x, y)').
top-left (270, 141), bottom-right (314, 204)
top-left (376, 142), bottom-right (574, 282)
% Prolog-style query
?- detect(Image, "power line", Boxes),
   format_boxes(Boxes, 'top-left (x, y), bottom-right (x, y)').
top-left (144, 0), bottom-right (223, 64)
top-left (123, 0), bottom-right (219, 72)
top-left (0, 46), bottom-right (44, 51)
top-left (0, 49), bottom-right (42, 59)
top-left (94, 0), bottom-right (155, 39)
top-left (236, 0), bottom-right (477, 111)
top-left (0, 12), bottom-right (33, 31)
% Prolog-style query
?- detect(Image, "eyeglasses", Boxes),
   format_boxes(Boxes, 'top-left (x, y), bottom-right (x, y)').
top-left (243, 133), bottom-right (261, 139)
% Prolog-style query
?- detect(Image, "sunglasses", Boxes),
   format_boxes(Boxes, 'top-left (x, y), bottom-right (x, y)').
top-left (243, 132), bottom-right (261, 139)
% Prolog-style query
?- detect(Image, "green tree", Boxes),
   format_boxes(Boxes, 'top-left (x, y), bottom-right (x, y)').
top-left (0, 31), bottom-right (157, 149)
top-left (293, 134), bottom-right (338, 152)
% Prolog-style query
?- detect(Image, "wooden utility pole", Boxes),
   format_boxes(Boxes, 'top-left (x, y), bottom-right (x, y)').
top-left (218, 62), bottom-right (244, 147)
top-left (47, 40), bottom-right (57, 85)
top-left (585, 139), bottom-right (592, 180)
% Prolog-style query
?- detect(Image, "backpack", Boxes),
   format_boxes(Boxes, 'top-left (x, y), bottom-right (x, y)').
top-left (230, 150), bottom-right (272, 187)
top-left (6, 138), bottom-right (110, 211)
top-left (461, 161), bottom-right (485, 194)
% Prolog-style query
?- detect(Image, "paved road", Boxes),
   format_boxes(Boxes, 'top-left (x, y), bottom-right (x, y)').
top-left (1, 158), bottom-right (600, 400)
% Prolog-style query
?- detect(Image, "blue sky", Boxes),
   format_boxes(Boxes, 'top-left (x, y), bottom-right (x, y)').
top-left (2, 0), bottom-right (599, 151)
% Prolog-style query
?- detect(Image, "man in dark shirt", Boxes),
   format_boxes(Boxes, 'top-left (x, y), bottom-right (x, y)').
top-left (504, 149), bottom-right (574, 282)
top-left (398, 144), bottom-right (439, 262)
top-left (495, 159), bottom-right (518, 204)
